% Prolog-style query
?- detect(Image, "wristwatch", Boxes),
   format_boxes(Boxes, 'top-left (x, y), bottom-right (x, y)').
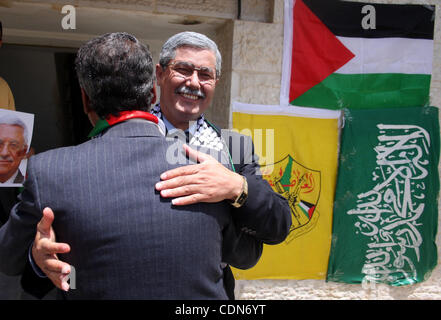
top-left (230, 175), bottom-right (248, 208)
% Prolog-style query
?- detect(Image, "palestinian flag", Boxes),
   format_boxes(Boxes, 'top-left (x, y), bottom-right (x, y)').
top-left (280, 0), bottom-right (435, 109)
top-left (298, 200), bottom-right (316, 220)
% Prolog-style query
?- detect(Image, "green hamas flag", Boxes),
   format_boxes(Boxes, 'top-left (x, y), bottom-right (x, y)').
top-left (327, 106), bottom-right (440, 286)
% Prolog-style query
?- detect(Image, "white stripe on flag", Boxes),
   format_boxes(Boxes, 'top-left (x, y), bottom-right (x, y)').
top-left (298, 202), bottom-right (309, 214)
top-left (336, 36), bottom-right (433, 75)
top-left (280, 0), bottom-right (295, 106)
top-left (232, 102), bottom-right (342, 119)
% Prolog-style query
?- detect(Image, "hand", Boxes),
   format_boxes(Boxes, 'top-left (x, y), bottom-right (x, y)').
top-left (32, 207), bottom-right (71, 291)
top-left (155, 144), bottom-right (244, 205)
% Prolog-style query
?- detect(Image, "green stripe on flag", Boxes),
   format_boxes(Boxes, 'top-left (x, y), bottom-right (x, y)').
top-left (327, 106), bottom-right (440, 286)
top-left (291, 73), bottom-right (431, 110)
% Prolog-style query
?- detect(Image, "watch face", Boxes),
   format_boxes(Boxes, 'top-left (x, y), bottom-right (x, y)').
top-left (237, 192), bottom-right (247, 204)
top-left (230, 176), bottom-right (248, 208)
top-left (234, 177), bottom-right (248, 207)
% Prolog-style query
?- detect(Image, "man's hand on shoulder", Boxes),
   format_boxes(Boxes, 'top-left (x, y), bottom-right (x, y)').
top-left (155, 144), bottom-right (244, 205)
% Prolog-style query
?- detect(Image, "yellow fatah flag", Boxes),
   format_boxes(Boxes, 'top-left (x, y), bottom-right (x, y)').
top-left (231, 103), bottom-right (340, 279)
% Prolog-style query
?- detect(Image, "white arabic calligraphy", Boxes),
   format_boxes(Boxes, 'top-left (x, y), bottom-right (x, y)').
top-left (348, 124), bottom-right (430, 285)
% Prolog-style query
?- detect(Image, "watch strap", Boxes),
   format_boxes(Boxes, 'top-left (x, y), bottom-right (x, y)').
top-left (230, 175), bottom-right (248, 208)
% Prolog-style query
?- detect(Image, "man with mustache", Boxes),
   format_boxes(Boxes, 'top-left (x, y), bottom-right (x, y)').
top-left (0, 116), bottom-right (28, 185)
top-left (24, 32), bottom-right (291, 299)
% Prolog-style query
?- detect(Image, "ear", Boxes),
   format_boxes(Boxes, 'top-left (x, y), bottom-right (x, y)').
top-left (18, 144), bottom-right (28, 158)
top-left (155, 64), bottom-right (164, 87)
top-left (80, 88), bottom-right (91, 115)
top-left (150, 83), bottom-right (157, 105)
top-left (24, 146), bottom-right (35, 159)
top-left (81, 88), bottom-right (100, 126)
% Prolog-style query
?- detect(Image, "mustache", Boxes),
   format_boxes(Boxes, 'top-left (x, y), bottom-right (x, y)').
top-left (175, 86), bottom-right (205, 99)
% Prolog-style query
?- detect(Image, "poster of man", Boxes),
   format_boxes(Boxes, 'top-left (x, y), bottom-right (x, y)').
top-left (0, 109), bottom-right (34, 187)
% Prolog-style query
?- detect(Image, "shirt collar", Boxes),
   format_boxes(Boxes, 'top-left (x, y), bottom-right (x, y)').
top-left (4, 170), bottom-right (19, 184)
top-left (161, 114), bottom-right (198, 136)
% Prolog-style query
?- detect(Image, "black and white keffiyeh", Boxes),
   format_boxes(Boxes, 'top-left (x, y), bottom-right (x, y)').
top-left (150, 104), bottom-right (225, 151)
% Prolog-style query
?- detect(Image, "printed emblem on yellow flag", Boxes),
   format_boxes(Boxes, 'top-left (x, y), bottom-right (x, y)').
top-left (231, 105), bottom-right (340, 279)
top-left (262, 155), bottom-right (321, 243)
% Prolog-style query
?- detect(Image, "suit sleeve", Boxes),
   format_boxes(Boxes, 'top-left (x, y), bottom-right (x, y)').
top-left (221, 133), bottom-right (292, 270)
top-left (234, 134), bottom-right (292, 244)
top-left (0, 160), bottom-right (42, 276)
top-left (20, 258), bottom-right (55, 299)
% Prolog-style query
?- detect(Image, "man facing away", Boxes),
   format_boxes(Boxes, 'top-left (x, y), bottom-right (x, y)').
top-left (0, 32), bottom-right (291, 299)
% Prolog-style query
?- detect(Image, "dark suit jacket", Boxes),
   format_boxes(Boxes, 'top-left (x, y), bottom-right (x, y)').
top-left (0, 188), bottom-right (18, 226)
top-left (0, 119), bottom-right (291, 299)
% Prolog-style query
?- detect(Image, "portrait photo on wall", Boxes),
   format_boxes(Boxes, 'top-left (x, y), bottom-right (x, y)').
top-left (0, 109), bottom-right (34, 187)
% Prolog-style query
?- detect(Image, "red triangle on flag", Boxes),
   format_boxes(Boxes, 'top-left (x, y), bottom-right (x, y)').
top-left (289, 0), bottom-right (355, 102)
top-left (308, 205), bottom-right (316, 220)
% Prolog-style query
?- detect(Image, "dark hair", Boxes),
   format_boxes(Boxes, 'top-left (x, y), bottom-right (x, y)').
top-left (0, 21), bottom-right (3, 41)
top-left (75, 32), bottom-right (155, 118)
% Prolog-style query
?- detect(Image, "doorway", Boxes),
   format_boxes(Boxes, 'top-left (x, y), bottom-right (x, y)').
top-left (0, 44), bottom-right (91, 154)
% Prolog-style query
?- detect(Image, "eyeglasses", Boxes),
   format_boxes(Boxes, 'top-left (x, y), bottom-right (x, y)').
top-left (167, 61), bottom-right (216, 85)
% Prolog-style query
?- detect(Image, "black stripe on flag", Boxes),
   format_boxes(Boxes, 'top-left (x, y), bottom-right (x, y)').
top-left (303, 0), bottom-right (434, 39)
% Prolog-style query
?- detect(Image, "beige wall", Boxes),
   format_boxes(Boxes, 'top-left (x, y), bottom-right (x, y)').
top-left (231, 0), bottom-right (441, 300)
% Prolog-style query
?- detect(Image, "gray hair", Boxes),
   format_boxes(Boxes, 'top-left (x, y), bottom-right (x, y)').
top-left (159, 31), bottom-right (222, 79)
top-left (0, 115), bottom-right (29, 147)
